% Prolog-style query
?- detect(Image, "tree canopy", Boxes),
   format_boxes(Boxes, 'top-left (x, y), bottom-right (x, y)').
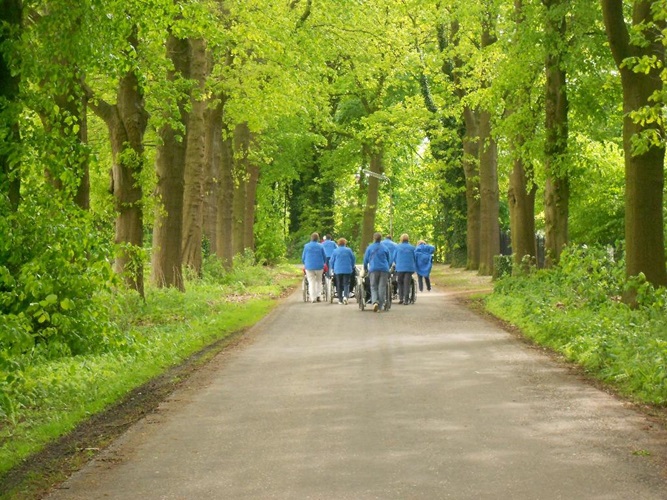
top-left (1, 0), bottom-right (665, 347)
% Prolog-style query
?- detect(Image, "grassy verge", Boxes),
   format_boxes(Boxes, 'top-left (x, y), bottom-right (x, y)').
top-left (0, 262), bottom-right (300, 498)
top-left (432, 255), bottom-right (667, 408)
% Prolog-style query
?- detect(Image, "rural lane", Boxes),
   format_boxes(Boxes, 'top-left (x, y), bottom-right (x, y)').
top-left (46, 281), bottom-right (667, 499)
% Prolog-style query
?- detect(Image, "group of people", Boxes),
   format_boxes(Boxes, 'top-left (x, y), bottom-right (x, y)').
top-left (302, 232), bottom-right (356, 304)
top-left (363, 232), bottom-right (435, 312)
top-left (301, 231), bottom-right (435, 311)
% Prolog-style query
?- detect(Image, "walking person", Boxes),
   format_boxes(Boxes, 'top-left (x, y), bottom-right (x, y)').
top-left (363, 232), bottom-right (391, 312)
top-left (382, 234), bottom-right (399, 299)
top-left (394, 233), bottom-right (416, 305)
top-left (329, 238), bottom-right (356, 305)
top-left (321, 234), bottom-right (337, 270)
top-left (415, 240), bottom-right (436, 292)
top-left (302, 232), bottom-right (327, 303)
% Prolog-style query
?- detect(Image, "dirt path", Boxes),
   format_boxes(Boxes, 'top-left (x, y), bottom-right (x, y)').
top-left (44, 279), bottom-right (667, 499)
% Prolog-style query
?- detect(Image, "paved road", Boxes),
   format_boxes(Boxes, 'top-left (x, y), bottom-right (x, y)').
top-left (46, 285), bottom-right (667, 499)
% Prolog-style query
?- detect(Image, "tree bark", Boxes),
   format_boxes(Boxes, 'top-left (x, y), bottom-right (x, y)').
top-left (506, 0), bottom-right (537, 273)
top-left (461, 106), bottom-right (481, 271)
top-left (509, 153), bottom-right (537, 272)
top-left (244, 157), bottom-right (260, 252)
top-left (232, 122), bottom-right (249, 258)
top-left (543, 0), bottom-right (569, 267)
top-left (360, 146), bottom-right (383, 254)
top-left (477, 11), bottom-right (500, 277)
top-left (452, 20), bottom-right (482, 270)
top-left (478, 109), bottom-right (500, 276)
top-left (203, 101), bottom-right (222, 256)
top-left (601, 0), bottom-right (666, 288)
top-left (181, 38), bottom-right (208, 275)
top-left (215, 109), bottom-right (234, 270)
top-left (88, 61), bottom-right (148, 297)
top-left (151, 31), bottom-right (190, 291)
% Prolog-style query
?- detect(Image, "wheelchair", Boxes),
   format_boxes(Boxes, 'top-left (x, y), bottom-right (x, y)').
top-left (327, 269), bottom-right (357, 304)
top-left (355, 266), bottom-right (366, 310)
top-left (408, 275), bottom-right (417, 304)
top-left (302, 268), bottom-right (327, 303)
top-left (301, 272), bottom-right (310, 302)
top-left (356, 267), bottom-right (392, 311)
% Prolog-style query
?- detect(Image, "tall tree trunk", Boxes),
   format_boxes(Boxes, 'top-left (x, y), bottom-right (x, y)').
top-left (203, 101), bottom-right (222, 256)
top-left (216, 116), bottom-right (234, 270)
top-left (181, 38), bottom-right (208, 275)
top-left (601, 0), bottom-right (666, 288)
top-left (461, 107), bottom-right (481, 270)
top-left (507, 0), bottom-right (537, 274)
top-left (244, 159), bottom-right (260, 252)
top-left (360, 146), bottom-right (383, 254)
top-left (543, 0), bottom-right (569, 267)
top-left (477, 13), bottom-right (500, 277)
top-left (509, 153), bottom-right (537, 272)
top-left (151, 31), bottom-right (190, 291)
top-left (0, 0), bottom-right (22, 211)
top-left (478, 109), bottom-right (499, 276)
top-left (232, 122), bottom-right (249, 257)
top-left (452, 20), bottom-right (481, 270)
top-left (87, 58), bottom-right (148, 296)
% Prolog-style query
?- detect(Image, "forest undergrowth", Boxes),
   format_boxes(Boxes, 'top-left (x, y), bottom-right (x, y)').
top-left (486, 245), bottom-right (667, 407)
top-left (0, 252), bottom-right (300, 486)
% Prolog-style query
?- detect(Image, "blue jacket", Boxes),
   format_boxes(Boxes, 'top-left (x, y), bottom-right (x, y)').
top-left (382, 238), bottom-right (398, 263)
top-left (363, 241), bottom-right (391, 273)
top-left (394, 241), bottom-right (416, 272)
top-left (302, 241), bottom-right (326, 270)
top-left (330, 246), bottom-right (356, 274)
top-left (415, 243), bottom-right (435, 276)
top-left (322, 239), bottom-right (337, 258)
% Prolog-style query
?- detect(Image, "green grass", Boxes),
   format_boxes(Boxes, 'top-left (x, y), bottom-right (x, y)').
top-left (484, 246), bottom-right (667, 406)
top-left (0, 262), bottom-right (300, 477)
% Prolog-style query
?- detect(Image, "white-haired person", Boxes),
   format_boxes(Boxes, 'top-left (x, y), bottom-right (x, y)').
top-left (302, 232), bottom-right (326, 303)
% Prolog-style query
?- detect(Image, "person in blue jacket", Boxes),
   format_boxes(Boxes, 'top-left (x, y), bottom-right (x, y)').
top-left (415, 240), bottom-right (436, 292)
top-left (302, 232), bottom-right (327, 303)
top-left (329, 238), bottom-right (356, 305)
top-left (381, 235), bottom-right (398, 262)
top-left (393, 233), bottom-right (416, 305)
top-left (363, 232), bottom-right (391, 312)
top-left (382, 235), bottom-right (399, 299)
top-left (321, 234), bottom-right (337, 270)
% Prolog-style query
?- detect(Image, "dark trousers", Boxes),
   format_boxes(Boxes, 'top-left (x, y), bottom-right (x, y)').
top-left (335, 273), bottom-right (352, 300)
top-left (418, 274), bottom-right (431, 292)
top-left (397, 272), bottom-right (413, 303)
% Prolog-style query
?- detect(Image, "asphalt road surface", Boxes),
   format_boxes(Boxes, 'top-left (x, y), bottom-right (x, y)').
top-left (46, 284), bottom-right (667, 499)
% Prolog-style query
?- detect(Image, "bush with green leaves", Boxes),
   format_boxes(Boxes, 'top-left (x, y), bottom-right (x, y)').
top-left (0, 196), bottom-right (125, 419)
top-left (0, 198), bottom-right (120, 357)
top-left (487, 244), bottom-right (667, 404)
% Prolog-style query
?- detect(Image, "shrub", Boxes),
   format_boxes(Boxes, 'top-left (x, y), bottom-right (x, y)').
top-left (487, 244), bottom-right (667, 404)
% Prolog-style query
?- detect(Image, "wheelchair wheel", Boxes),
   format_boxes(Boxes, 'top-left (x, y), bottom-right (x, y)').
top-left (410, 276), bottom-right (417, 304)
top-left (384, 276), bottom-right (392, 311)
top-left (328, 276), bottom-right (335, 303)
top-left (357, 282), bottom-right (365, 310)
top-left (302, 276), bottom-right (309, 303)
top-left (323, 275), bottom-right (330, 303)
